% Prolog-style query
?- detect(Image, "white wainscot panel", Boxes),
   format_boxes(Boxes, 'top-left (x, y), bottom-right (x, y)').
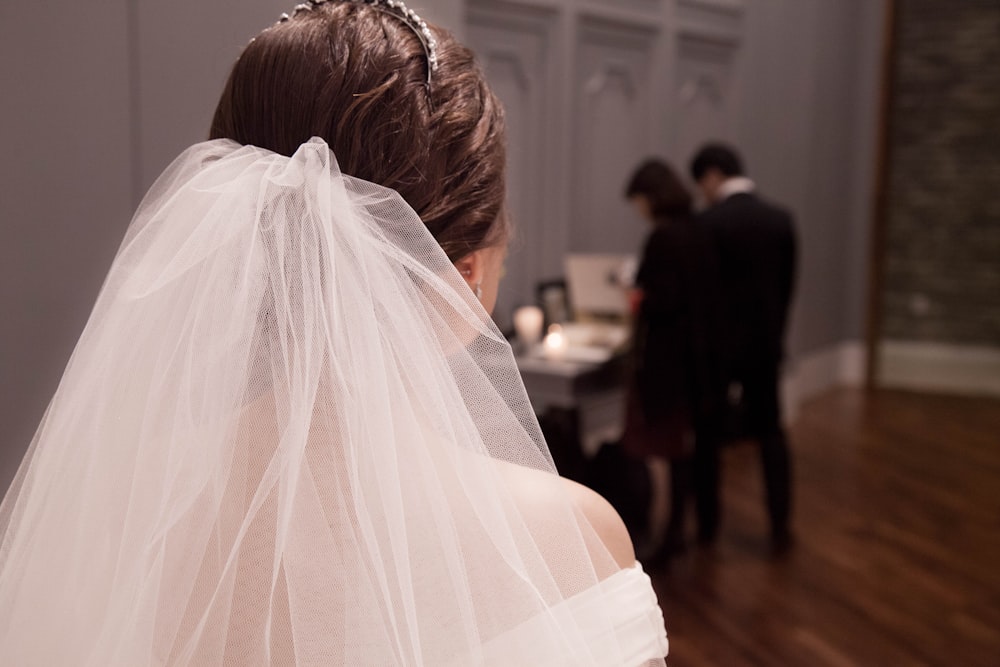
top-left (672, 31), bottom-right (739, 173)
top-left (571, 18), bottom-right (658, 255)
top-left (467, 2), bottom-right (558, 329)
top-left (581, 0), bottom-right (663, 16)
top-left (677, 0), bottom-right (745, 38)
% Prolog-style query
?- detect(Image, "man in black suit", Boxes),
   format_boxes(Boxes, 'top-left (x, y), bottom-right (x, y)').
top-left (689, 143), bottom-right (797, 553)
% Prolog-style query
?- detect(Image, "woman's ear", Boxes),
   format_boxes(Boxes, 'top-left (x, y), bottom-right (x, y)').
top-left (454, 245), bottom-right (506, 312)
top-left (453, 251), bottom-right (485, 292)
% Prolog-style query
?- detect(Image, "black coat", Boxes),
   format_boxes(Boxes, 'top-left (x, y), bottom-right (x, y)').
top-left (699, 193), bottom-right (797, 373)
top-left (626, 216), bottom-right (725, 458)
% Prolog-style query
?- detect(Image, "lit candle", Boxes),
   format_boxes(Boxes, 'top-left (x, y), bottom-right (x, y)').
top-left (543, 324), bottom-right (567, 359)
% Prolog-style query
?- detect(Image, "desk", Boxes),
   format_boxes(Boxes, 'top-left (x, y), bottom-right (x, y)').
top-left (516, 352), bottom-right (627, 457)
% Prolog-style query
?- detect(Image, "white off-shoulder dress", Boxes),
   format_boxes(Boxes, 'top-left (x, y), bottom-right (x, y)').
top-left (479, 563), bottom-right (669, 666)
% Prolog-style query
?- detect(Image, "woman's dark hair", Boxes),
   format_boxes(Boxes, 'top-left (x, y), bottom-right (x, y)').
top-left (210, 3), bottom-right (507, 262)
top-left (624, 159), bottom-right (693, 220)
top-left (689, 143), bottom-right (743, 182)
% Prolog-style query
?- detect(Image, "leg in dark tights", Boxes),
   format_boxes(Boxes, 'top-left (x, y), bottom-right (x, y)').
top-left (664, 457), bottom-right (692, 552)
top-left (693, 422), bottom-right (720, 545)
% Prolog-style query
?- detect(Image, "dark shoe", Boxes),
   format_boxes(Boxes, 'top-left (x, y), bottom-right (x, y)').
top-left (770, 527), bottom-right (793, 556)
top-left (662, 531), bottom-right (686, 557)
top-left (696, 525), bottom-right (718, 548)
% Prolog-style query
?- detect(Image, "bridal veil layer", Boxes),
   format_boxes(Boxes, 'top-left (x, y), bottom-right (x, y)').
top-left (0, 139), bottom-right (667, 665)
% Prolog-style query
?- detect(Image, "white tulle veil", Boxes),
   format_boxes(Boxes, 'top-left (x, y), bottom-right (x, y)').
top-left (0, 138), bottom-right (665, 665)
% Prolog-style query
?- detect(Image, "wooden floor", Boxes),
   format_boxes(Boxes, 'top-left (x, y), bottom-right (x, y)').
top-left (649, 388), bottom-right (1000, 667)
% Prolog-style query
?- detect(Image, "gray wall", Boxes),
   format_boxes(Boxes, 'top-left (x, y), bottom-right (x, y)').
top-left (751, 0), bottom-right (884, 346)
top-left (1, 1), bottom-right (133, 489)
top-left (465, 0), bottom-right (885, 355)
top-left (732, 0), bottom-right (883, 354)
top-left (0, 0), bottom-right (884, 492)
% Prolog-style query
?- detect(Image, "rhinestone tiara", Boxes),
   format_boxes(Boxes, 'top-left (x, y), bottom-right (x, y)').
top-left (279, 0), bottom-right (439, 83)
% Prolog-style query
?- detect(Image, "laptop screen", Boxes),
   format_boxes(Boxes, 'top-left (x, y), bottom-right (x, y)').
top-left (564, 253), bottom-right (636, 318)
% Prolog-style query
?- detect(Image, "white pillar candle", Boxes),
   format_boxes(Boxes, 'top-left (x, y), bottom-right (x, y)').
top-left (513, 305), bottom-right (544, 346)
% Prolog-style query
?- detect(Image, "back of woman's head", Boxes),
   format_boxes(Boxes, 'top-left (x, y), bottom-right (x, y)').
top-left (210, 2), bottom-right (506, 262)
top-left (625, 159), bottom-right (692, 220)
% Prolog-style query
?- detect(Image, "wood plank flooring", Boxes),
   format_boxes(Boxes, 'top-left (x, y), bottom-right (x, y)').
top-left (649, 388), bottom-right (1000, 666)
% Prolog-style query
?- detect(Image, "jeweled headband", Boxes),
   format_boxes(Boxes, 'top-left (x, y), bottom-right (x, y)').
top-left (279, 0), bottom-right (439, 84)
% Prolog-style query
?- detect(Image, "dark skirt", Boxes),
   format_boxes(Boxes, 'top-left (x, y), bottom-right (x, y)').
top-left (620, 379), bottom-right (693, 460)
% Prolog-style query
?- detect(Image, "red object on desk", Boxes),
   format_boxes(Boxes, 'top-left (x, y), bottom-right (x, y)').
top-left (628, 288), bottom-right (644, 316)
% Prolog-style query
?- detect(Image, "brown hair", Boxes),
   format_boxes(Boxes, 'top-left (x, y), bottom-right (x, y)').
top-left (209, 3), bottom-right (507, 262)
top-left (624, 159), bottom-right (693, 220)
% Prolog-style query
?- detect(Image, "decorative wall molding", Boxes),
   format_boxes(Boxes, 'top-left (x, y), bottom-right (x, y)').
top-left (577, 12), bottom-right (660, 47)
top-left (674, 32), bottom-right (737, 106)
top-left (678, 74), bottom-right (724, 107)
top-left (570, 17), bottom-right (658, 254)
top-left (482, 50), bottom-right (531, 90)
top-left (585, 0), bottom-right (662, 13)
top-left (577, 2), bottom-right (663, 28)
top-left (671, 29), bottom-right (738, 172)
top-left (676, 0), bottom-right (744, 45)
top-left (678, 0), bottom-right (745, 12)
top-left (583, 61), bottom-right (639, 98)
top-left (466, 0), bottom-right (556, 31)
top-left (463, 0), bottom-right (880, 364)
top-left (467, 1), bottom-right (559, 325)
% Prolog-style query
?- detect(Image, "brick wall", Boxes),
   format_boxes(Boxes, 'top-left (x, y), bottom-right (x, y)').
top-left (881, 0), bottom-right (1000, 346)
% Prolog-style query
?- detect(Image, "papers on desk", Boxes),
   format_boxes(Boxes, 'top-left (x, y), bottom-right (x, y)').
top-left (526, 342), bottom-right (614, 365)
top-left (522, 321), bottom-right (630, 366)
top-left (560, 321), bottom-right (629, 349)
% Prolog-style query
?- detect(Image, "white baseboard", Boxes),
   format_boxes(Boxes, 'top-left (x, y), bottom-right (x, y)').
top-left (879, 341), bottom-right (1000, 397)
top-left (782, 340), bottom-right (866, 424)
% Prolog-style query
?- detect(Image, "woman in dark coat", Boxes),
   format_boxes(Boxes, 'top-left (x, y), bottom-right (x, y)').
top-left (623, 159), bottom-right (725, 560)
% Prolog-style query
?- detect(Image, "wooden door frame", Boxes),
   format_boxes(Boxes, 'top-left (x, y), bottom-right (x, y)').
top-left (864, 0), bottom-right (899, 388)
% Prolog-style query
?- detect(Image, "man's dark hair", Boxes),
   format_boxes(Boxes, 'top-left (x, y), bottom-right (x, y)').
top-left (690, 143), bottom-right (744, 182)
top-left (624, 159), bottom-right (692, 219)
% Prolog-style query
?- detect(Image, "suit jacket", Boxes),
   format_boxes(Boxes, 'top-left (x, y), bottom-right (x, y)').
top-left (699, 192), bottom-right (797, 373)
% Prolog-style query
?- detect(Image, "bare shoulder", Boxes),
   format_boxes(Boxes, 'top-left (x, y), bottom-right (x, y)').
top-left (491, 458), bottom-right (636, 571)
top-left (558, 476), bottom-right (636, 570)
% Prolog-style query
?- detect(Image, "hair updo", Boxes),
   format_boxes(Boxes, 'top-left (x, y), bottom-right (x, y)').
top-left (209, 2), bottom-right (507, 262)
top-left (625, 159), bottom-right (693, 220)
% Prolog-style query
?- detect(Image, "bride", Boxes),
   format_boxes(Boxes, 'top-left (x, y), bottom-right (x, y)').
top-left (0, 1), bottom-right (668, 664)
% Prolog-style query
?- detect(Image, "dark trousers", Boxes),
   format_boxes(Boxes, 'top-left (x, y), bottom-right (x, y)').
top-left (694, 361), bottom-right (792, 541)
